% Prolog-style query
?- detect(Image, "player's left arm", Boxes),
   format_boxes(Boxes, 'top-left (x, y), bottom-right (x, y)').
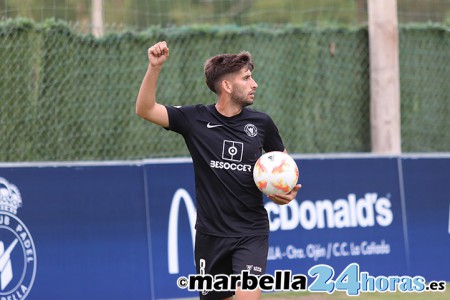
top-left (267, 149), bottom-right (302, 205)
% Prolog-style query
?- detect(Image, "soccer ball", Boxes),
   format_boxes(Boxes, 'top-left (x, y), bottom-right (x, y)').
top-left (253, 151), bottom-right (299, 195)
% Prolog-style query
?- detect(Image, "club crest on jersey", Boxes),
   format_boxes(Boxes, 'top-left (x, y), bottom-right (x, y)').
top-left (244, 124), bottom-right (258, 137)
top-left (0, 177), bottom-right (37, 300)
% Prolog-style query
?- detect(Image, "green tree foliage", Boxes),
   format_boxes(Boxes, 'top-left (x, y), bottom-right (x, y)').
top-left (1, 0), bottom-right (449, 31)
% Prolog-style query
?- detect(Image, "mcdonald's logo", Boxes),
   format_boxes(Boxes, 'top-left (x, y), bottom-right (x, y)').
top-left (167, 189), bottom-right (197, 274)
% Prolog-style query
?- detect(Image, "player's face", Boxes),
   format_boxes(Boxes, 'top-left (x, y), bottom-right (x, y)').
top-left (229, 68), bottom-right (258, 107)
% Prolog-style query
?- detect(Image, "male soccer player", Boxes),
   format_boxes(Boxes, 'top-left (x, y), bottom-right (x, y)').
top-left (136, 41), bottom-right (301, 300)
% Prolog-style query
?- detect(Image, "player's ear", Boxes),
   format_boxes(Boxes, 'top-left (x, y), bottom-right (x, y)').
top-left (221, 79), bottom-right (232, 94)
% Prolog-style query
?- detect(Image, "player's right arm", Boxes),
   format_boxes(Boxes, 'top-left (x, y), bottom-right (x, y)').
top-left (135, 41), bottom-right (170, 127)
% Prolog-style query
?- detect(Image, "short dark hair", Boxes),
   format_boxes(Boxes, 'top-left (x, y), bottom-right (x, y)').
top-left (203, 51), bottom-right (254, 94)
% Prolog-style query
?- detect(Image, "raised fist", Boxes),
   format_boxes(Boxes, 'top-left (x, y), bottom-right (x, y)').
top-left (148, 41), bottom-right (169, 67)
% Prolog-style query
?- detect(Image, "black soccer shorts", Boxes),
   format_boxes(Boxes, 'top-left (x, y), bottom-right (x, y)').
top-left (194, 231), bottom-right (269, 299)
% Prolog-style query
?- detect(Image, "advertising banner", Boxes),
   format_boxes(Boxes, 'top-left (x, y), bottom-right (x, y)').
top-left (264, 157), bottom-right (407, 277)
top-left (144, 162), bottom-right (197, 299)
top-left (0, 165), bottom-right (151, 299)
top-left (0, 155), bottom-right (448, 299)
top-left (401, 157), bottom-right (450, 281)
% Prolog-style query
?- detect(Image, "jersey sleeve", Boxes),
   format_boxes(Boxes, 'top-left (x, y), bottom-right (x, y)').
top-left (165, 105), bottom-right (196, 135)
top-left (263, 115), bottom-right (285, 152)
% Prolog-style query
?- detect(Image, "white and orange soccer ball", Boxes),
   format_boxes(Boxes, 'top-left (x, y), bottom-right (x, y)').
top-left (253, 151), bottom-right (299, 195)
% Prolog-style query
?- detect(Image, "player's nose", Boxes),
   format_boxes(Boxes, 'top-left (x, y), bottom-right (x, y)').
top-left (251, 78), bottom-right (258, 89)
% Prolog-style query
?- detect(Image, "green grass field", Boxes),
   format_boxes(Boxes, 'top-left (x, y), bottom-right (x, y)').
top-left (263, 284), bottom-right (449, 299)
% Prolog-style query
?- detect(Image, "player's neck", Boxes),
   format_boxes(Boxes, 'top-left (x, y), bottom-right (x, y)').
top-left (215, 100), bottom-right (243, 117)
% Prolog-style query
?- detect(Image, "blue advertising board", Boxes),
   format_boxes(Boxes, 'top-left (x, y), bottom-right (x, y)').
top-left (264, 157), bottom-right (407, 277)
top-left (144, 162), bottom-right (197, 299)
top-left (401, 157), bottom-right (450, 281)
top-left (0, 154), bottom-right (448, 299)
top-left (0, 165), bottom-right (151, 299)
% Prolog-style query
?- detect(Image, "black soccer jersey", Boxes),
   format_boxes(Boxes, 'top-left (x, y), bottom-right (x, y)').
top-left (166, 104), bottom-right (285, 237)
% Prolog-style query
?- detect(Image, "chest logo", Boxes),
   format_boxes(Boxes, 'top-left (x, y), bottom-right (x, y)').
top-left (207, 122), bottom-right (223, 129)
top-left (222, 140), bottom-right (244, 162)
top-left (244, 124), bottom-right (258, 137)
